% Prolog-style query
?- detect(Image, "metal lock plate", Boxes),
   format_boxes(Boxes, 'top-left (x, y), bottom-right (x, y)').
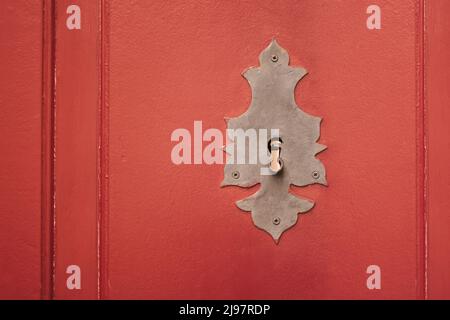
top-left (221, 40), bottom-right (327, 243)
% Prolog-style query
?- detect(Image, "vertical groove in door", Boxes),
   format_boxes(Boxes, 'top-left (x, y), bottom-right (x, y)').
top-left (41, 0), bottom-right (56, 300)
top-left (415, 0), bottom-right (427, 300)
top-left (99, 0), bottom-right (110, 300)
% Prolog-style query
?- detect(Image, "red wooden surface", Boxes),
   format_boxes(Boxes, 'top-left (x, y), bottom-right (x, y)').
top-left (106, 0), bottom-right (419, 299)
top-left (426, 0), bottom-right (450, 300)
top-left (53, 0), bottom-right (101, 299)
top-left (0, 0), bottom-right (43, 299)
top-left (0, 0), bottom-right (450, 300)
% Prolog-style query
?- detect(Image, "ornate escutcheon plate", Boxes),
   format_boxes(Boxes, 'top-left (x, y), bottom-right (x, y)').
top-left (221, 40), bottom-right (327, 243)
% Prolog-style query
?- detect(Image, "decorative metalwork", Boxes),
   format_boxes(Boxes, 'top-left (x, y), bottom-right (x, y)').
top-left (221, 40), bottom-right (327, 243)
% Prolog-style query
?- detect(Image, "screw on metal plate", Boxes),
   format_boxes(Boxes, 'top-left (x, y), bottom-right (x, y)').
top-left (312, 171), bottom-right (320, 179)
top-left (221, 39), bottom-right (327, 243)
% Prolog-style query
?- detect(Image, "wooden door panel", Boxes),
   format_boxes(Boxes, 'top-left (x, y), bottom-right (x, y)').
top-left (106, 0), bottom-right (419, 299)
top-left (0, 0), bottom-right (44, 299)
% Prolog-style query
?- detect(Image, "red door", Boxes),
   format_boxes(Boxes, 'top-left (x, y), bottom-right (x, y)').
top-left (1, 0), bottom-right (450, 300)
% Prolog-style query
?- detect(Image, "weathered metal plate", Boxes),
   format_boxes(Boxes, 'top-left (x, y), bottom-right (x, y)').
top-left (221, 40), bottom-right (327, 243)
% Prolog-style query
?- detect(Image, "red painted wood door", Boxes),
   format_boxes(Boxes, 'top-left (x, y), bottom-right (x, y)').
top-left (1, 0), bottom-right (450, 300)
top-left (105, 0), bottom-right (422, 299)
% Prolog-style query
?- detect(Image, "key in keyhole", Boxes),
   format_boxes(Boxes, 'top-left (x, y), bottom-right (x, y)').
top-left (268, 137), bottom-right (283, 174)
